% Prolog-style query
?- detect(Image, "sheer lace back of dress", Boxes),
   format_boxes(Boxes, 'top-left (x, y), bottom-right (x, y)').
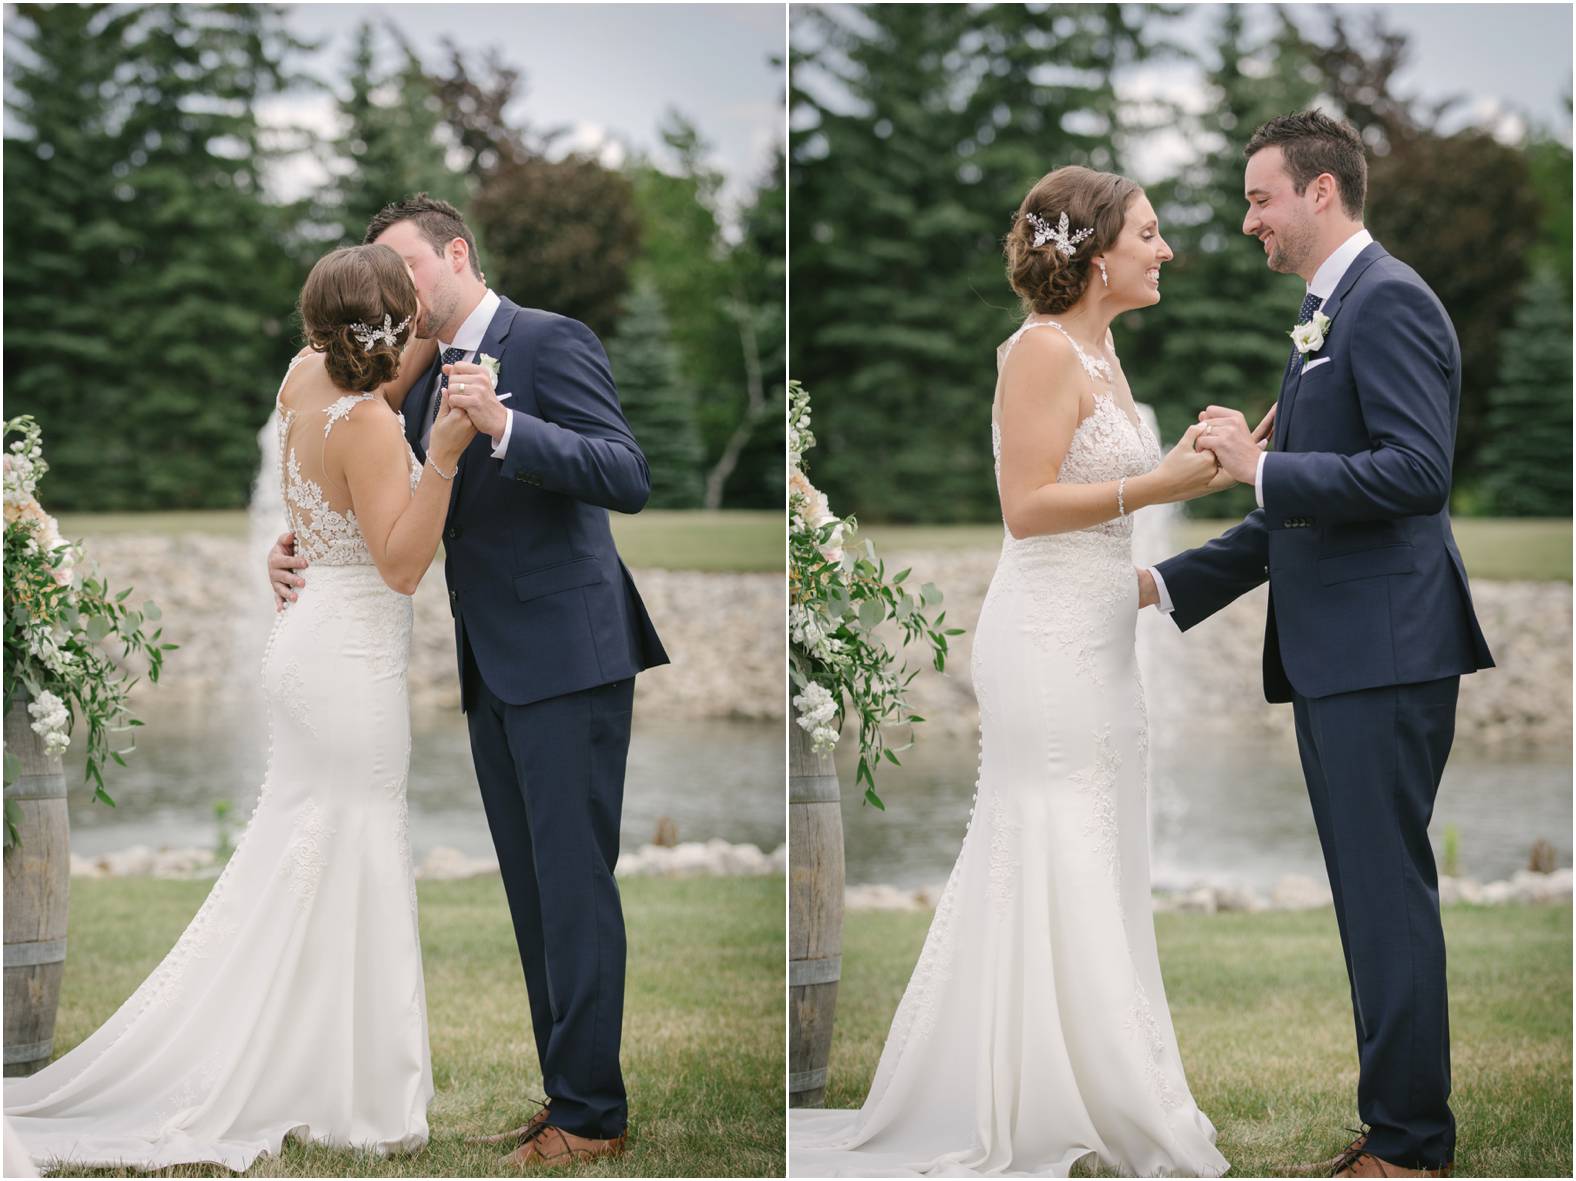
top-left (274, 354), bottom-right (420, 566)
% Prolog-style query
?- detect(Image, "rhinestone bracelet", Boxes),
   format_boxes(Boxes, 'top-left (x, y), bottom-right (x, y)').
top-left (427, 456), bottom-right (457, 481)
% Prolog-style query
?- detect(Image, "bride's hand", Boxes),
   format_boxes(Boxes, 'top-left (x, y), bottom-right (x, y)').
top-left (429, 388), bottom-right (479, 469)
top-left (1154, 424), bottom-right (1222, 503)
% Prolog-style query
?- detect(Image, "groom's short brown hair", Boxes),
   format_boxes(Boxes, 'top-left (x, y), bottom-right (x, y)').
top-left (1245, 110), bottom-right (1367, 219)
top-left (364, 193), bottom-right (483, 279)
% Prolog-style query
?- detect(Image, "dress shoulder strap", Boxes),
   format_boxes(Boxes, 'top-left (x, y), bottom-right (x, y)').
top-left (322, 394), bottom-right (377, 440)
top-left (996, 319), bottom-right (1066, 370)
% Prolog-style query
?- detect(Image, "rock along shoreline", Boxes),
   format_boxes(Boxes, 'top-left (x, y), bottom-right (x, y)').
top-left (846, 868), bottom-right (1573, 913)
top-left (71, 839), bottom-right (787, 882)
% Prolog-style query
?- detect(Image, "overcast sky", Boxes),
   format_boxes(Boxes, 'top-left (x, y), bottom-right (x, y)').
top-left (263, 4), bottom-right (786, 213)
top-left (792, 3), bottom-right (1572, 183)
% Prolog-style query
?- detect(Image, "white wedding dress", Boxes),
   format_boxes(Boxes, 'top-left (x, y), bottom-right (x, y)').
top-left (790, 320), bottom-right (1229, 1178)
top-left (4, 356), bottom-right (434, 1172)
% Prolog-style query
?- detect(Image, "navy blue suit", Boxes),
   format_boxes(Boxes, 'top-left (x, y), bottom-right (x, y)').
top-left (405, 295), bottom-right (669, 1139)
top-left (1156, 243), bottom-right (1492, 1169)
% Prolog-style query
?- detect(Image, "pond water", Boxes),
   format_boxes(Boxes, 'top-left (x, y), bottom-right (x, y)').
top-left (836, 738), bottom-right (1571, 892)
top-left (65, 700), bottom-right (783, 860)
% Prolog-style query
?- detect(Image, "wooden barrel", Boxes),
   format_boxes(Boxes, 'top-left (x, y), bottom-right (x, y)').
top-left (788, 717), bottom-right (844, 1108)
top-left (4, 696), bottom-right (70, 1077)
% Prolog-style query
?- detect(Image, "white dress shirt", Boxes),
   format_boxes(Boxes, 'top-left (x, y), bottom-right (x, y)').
top-left (1149, 227), bottom-right (1374, 614)
top-left (422, 288), bottom-right (508, 455)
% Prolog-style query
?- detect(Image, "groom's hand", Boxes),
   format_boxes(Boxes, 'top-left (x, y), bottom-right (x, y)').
top-left (268, 530), bottom-right (307, 611)
top-left (1136, 566), bottom-right (1159, 609)
top-left (1194, 406), bottom-right (1262, 484)
top-left (444, 361), bottom-right (508, 443)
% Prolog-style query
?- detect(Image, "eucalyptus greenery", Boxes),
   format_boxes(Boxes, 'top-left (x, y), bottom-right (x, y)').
top-left (3, 416), bottom-right (176, 849)
top-left (788, 381), bottom-right (962, 809)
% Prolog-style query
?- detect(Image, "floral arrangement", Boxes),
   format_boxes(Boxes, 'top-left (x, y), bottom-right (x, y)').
top-left (788, 381), bottom-right (961, 809)
top-left (2, 416), bottom-right (175, 849)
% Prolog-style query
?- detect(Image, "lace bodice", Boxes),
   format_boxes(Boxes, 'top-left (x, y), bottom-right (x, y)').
top-left (274, 354), bottom-right (422, 566)
top-left (991, 319), bottom-right (1162, 547)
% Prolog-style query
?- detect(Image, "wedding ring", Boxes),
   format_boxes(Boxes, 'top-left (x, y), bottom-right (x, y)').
top-left (454, 382), bottom-right (465, 394)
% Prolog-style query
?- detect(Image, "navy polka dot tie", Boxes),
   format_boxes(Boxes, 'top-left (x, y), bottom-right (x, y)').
top-left (1288, 291), bottom-right (1324, 371)
top-left (430, 345), bottom-right (468, 433)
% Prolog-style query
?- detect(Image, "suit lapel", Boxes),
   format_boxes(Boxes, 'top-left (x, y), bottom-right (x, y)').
top-left (1275, 241), bottom-right (1389, 451)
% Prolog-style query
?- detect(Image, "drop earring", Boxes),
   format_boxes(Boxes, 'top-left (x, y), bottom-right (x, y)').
top-left (1098, 259), bottom-right (1109, 287)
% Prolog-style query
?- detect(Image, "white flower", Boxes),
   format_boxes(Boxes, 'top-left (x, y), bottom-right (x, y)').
top-left (793, 681), bottom-right (841, 752)
top-left (28, 690), bottom-right (71, 757)
top-left (1289, 310), bottom-right (1332, 355)
top-left (479, 353), bottom-right (502, 382)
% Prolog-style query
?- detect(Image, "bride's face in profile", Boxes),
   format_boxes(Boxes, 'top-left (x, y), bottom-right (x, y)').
top-left (1099, 194), bottom-right (1172, 310)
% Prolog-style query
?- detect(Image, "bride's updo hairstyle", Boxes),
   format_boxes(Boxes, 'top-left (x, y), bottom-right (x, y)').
top-left (298, 244), bottom-right (419, 392)
top-left (1005, 165), bottom-right (1142, 316)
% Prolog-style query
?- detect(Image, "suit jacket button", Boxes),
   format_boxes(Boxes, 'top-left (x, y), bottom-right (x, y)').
top-left (446, 526), bottom-right (460, 541)
top-left (448, 589), bottom-right (457, 604)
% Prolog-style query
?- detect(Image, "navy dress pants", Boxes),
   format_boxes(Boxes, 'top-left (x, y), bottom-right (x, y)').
top-left (1293, 675), bottom-right (1459, 1170)
top-left (463, 630), bottom-right (636, 1139)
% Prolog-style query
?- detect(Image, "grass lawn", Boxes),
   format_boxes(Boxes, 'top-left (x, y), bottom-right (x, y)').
top-left (48, 875), bottom-right (785, 1177)
top-left (857, 517), bottom-right (1572, 582)
top-left (53, 510), bottom-right (782, 574)
top-left (821, 904), bottom-right (1571, 1179)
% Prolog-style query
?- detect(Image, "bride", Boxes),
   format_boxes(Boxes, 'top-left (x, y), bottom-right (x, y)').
top-left (790, 166), bottom-right (1264, 1177)
top-left (5, 243), bottom-right (474, 1172)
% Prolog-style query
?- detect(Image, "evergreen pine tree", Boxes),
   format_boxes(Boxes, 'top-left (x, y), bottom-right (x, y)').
top-left (791, 4), bottom-right (1148, 521)
top-left (330, 24), bottom-right (467, 244)
top-left (4, 4), bottom-right (304, 509)
top-left (608, 280), bottom-right (705, 508)
top-left (1122, 8), bottom-right (1319, 518)
top-left (1480, 270), bottom-right (1572, 516)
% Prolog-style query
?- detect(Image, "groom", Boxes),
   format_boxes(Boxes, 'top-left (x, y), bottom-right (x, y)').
top-left (270, 195), bottom-right (669, 1166)
top-left (1139, 112), bottom-right (1493, 1178)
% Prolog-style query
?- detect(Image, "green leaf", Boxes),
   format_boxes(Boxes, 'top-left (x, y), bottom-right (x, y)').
top-left (85, 615), bottom-right (112, 642)
top-left (858, 597), bottom-right (885, 629)
top-left (2, 752), bottom-right (19, 787)
top-left (863, 787), bottom-right (886, 811)
top-left (142, 601), bottom-right (161, 621)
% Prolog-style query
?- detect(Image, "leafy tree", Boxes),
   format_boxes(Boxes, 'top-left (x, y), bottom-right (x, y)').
top-left (791, 4), bottom-right (1150, 522)
top-left (630, 111), bottom-right (783, 509)
top-left (713, 145), bottom-right (786, 510)
top-left (434, 47), bottom-right (638, 339)
top-left (1304, 11), bottom-right (1542, 492)
top-left (607, 279), bottom-right (705, 508)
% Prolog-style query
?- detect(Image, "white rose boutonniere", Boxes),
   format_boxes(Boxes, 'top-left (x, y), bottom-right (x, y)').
top-left (1289, 310), bottom-right (1333, 355)
top-left (478, 353), bottom-right (502, 382)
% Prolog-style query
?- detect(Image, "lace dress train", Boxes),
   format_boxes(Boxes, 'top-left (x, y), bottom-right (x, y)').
top-left (4, 363), bottom-right (433, 1172)
top-left (789, 320), bottom-right (1228, 1178)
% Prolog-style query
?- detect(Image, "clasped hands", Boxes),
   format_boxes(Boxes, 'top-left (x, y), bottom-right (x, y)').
top-left (1193, 403), bottom-right (1276, 486)
top-left (442, 361), bottom-right (508, 442)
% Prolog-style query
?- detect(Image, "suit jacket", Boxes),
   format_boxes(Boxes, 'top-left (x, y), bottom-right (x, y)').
top-left (1155, 242), bottom-right (1493, 702)
top-left (405, 295), bottom-right (669, 707)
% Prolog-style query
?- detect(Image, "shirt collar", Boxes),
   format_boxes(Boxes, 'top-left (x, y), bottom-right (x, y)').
top-left (440, 288), bottom-right (500, 355)
top-left (1307, 228), bottom-right (1373, 301)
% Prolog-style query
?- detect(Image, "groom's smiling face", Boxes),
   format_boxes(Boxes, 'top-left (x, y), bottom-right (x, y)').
top-left (1242, 146), bottom-right (1318, 277)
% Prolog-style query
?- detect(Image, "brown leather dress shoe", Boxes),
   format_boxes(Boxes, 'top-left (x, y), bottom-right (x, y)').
top-left (506, 1123), bottom-right (629, 1169)
top-left (1289, 1129), bottom-right (1368, 1175)
top-left (466, 1097), bottom-right (552, 1146)
top-left (1333, 1151), bottom-right (1453, 1177)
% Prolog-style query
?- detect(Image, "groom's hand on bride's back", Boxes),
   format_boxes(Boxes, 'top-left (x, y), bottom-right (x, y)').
top-left (269, 530), bottom-right (308, 611)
